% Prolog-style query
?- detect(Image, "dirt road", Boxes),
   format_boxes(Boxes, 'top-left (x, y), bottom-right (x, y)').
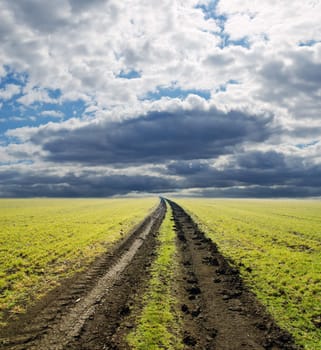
top-left (0, 199), bottom-right (299, 349)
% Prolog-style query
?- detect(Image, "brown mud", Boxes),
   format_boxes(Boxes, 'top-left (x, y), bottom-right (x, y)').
top-left (0, 198), bottom-right (301, 350)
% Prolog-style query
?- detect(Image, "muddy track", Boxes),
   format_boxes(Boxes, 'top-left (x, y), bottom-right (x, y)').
top-left (1, 199), bottom-right (301, 350)
top-left (168, 200), bottom-right (300, 350)
top-left (0, 199), bottom-right (166, 350)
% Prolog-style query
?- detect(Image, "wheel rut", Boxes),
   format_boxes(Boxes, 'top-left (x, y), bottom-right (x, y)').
top-left (168, 199), bottom-right (299, 350)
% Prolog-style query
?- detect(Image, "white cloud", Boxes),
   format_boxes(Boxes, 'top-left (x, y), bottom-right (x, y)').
top-left (41, 110), bottom-right (64, 118)
top-left (17, 85), bottom-right (56, 105)
top-left (217, 1), bottom-right (321, 45)
top-left (0, 0), bottom-right (319, 123)
top-left (0, 84), bottom-right (21, 100)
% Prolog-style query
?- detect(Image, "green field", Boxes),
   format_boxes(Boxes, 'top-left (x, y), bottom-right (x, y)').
top-left (1, 197), bottom-right (321, 349)
top-left (0, 198), bottom-right (157, 324)
top-left (176, 198), bottom-right (321, 349)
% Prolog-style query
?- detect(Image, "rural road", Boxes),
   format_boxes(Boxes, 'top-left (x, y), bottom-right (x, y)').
top-left (0, 198), bottom-right (299, 349)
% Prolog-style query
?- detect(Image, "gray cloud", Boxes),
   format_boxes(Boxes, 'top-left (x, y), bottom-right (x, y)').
top-left (257, 47), bottom-right (321, 119)
top-left (2, 147), bottom-right (321, 198)
top-left (4, 105), bottom-right (320, 198)
top-left (164, 150), bottom-right (321, 190)
top-left (30, 108), bottom-right (273, 165)
top-left (182, 186), bottom-right (321, 199)
top-left (69, 0), bottom-right (107, 13)
top-left (5, 0), bottom-right (71, 33)
top-left (204, 53), bottom-right (235, 67)
top-left (236, 151), bottom-right (287, 169)
top-left (0, 168), bottom-right (177, 198)
top-left (166, 160), bottom-right (212, 176)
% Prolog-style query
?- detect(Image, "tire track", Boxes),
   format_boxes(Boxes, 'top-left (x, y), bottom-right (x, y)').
top-left (168, 199), bottom-right (299, 350)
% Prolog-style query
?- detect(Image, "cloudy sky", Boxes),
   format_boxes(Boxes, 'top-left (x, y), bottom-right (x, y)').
top-left (0, 0), bottom-right (321, 197)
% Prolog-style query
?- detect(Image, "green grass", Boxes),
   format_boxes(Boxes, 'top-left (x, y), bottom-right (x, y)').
top-left (176, 198), bottom-right (321, 350)
top-left (127, 204), bottom-right (183, 350)
top-left (0, 198), bottom-right (157, 324)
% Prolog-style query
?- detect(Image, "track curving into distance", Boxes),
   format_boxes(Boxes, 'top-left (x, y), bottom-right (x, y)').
top-left (0, 198), bottom-right (300, 350)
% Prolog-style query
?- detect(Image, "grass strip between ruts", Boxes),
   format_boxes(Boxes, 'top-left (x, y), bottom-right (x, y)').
top-left (127, 204), bottom-right (183, 350)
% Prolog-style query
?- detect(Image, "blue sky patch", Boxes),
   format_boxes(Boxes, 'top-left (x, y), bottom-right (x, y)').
top-left (298, 40), bottom-right (321, 47)
top-left (47, 88), bottom-right (62, 99)
top-left (195, 1), bottom-right (225, 22)
top-left (0, 94), bottom-right (87, 136)
top-left (295, 140), bottom-right (318, 149)
top-left (0, 69), bottom-right (88, 138)
top-left (0, 67), bottom-right (27, 87)
top-left (220, 36), bottom-right (251, 49)
top-left (117, 70), bottom-right (141, 79)
top-left (195, 2), bottom-right (251, 49)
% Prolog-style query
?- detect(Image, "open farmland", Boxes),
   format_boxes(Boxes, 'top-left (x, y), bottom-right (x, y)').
top-left (176, 198), bottom-right (321, 349)
top-left (1, 199), bottom-right (298, 349)
top-left (0, 198), bottom-right (157, 324)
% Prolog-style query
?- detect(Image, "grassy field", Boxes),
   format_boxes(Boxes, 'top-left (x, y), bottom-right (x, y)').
top-left (176, 198), bottom-right (321, 349)
top-left (128, 204), bottom-right (183, 349)
top-left (0, 198), bottom-right (158, 325)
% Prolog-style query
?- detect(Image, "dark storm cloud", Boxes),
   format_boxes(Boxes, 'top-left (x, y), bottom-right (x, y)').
top-left (185, 186), bottom-right (321, 198)
top-left (2, 150), bottom-right (321, 198)
top-left (0, 169), bottom-right (178, 198)
top-left (32, 108), bottom-right (272, 165)
top-left (4, 110), bottom-right (320, 198)
top-left (164, 151), bottom-right (321, 190)
top-left (166, 160), bottom-right (212, 175)
top-left (236, 151), bottom-right (286, 169)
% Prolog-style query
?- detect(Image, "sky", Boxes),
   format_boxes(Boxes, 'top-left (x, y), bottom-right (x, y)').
top-left (0, 0), bottom-right (321, 198)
